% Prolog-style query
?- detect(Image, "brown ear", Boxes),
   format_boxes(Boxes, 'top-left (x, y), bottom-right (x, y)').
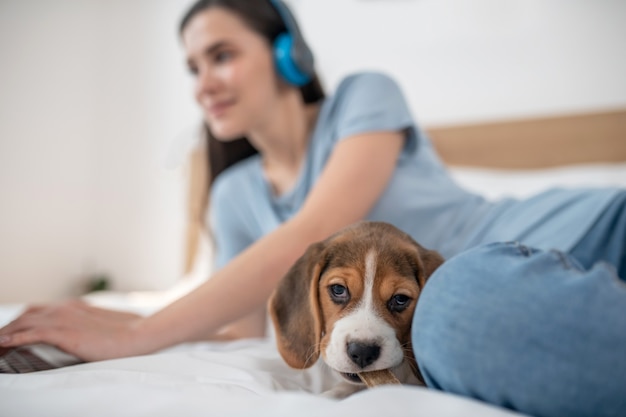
top-left (409, 243), bottom-right (444, 384)
top-left (268, 242), bottom-right (326, 369)
top-left (414, 244), bottom-right (445, 287)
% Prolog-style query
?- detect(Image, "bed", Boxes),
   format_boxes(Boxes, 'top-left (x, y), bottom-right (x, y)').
top-left (1, 109), bottom-right (625, 417)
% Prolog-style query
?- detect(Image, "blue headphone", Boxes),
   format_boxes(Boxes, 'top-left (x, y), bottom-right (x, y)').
top-left (269, 0), bottom-right (315, 86)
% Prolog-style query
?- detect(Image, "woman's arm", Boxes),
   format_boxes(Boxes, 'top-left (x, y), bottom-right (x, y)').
top-left (130, 131), bottom-right (405, 354)
top-left (0, 131), bottom-right (404, 360)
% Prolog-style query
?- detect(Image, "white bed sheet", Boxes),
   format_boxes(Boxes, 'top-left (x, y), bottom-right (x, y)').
top-left (0, 318), bottom-right (523, 417)
top-left (2, 163), bottom-right (625, 417)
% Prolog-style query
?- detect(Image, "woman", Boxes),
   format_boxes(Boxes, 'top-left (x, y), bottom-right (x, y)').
top-left (1, 1), bottom-right (624, 415)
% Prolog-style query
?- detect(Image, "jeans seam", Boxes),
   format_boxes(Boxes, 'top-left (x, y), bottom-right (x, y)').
top-left (507, 241), bottom-right (536, 257)
top-left (550, 249), bottom-right (584, 272)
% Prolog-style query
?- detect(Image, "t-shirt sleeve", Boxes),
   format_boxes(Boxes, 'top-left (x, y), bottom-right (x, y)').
top-left (207, 172), bottom-right (255, 271)
top-left (333, 72), bottom-right (415, 141)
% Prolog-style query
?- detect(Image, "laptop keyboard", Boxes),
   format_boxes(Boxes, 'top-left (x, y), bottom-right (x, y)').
top-left (0, 347), bottom-right (54, 373)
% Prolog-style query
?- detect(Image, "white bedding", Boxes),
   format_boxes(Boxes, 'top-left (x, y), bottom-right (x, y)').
top-left (0, 330), bottom-right (522, 417)
top-left (1, 163), bottom-right (625, 417)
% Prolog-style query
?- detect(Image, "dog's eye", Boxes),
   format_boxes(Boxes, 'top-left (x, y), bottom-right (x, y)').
top-left (328, 284), bottom-right (350, 304)
top-left (388, 294), bottom-right (411, 313)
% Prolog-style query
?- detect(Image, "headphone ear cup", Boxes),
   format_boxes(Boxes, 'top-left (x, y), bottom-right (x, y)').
top-left (273, 33), bottom-right (312, 86)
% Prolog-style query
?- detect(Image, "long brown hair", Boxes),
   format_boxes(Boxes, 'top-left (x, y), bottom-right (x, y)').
top-left (180, 0), bottom-right (326, 187)
top-left (179, 0), bottom-right (325, 270)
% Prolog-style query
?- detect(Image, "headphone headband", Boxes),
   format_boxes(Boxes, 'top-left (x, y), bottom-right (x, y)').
top-left (269, 0), bottom-right (315, 86)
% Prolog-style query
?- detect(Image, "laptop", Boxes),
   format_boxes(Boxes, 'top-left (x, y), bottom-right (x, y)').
top-left (0, 344), bottom-right (83, 373)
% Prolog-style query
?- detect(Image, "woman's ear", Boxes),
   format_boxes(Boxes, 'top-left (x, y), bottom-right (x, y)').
top-left (269, 241), bottom-right (326, 369)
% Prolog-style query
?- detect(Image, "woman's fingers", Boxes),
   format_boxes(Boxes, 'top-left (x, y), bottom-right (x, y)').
top-left (0, 305), bottom-right (67, 345)
top-left (0, 301), bottom-right (121, 337)
top-left (0, 310), bottom-right (42, 337)
top-left (0, 299), bottom-right (144, 361)
top-left (0, 327), bottom-right (57, 349)
top-left (1, 300), bottom-right (77, 335)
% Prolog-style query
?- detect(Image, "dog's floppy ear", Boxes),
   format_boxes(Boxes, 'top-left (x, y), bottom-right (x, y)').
top-left (414, 243), bottom-right (445, 287)
top-left (269, 241), bottom-right (326, 369)
top-left (407, 242), bottom-right (444, 384)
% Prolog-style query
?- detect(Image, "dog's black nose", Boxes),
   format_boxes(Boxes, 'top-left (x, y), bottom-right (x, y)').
top-left (347, 341), bottom-right (380, 368)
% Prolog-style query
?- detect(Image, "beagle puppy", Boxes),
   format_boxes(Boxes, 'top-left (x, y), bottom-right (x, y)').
top-left (269, 221), bottom-right (444, 397)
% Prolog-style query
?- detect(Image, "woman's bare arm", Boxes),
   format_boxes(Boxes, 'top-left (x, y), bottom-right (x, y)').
top-left (0, 131), bottom-right (404, 360)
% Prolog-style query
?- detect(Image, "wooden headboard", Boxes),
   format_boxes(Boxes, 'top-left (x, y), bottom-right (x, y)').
top-left (183, 108), bottom-right (626, 274)
top-left (428, 108), bottom-right (626, 169)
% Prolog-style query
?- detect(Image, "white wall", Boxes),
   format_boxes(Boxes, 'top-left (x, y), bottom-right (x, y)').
top-left (1, 0), bottom-right (625, 302)
top-left (294, 0), bottom-right (626, 125)
top-left (0, 0), bottom-right (198, 302)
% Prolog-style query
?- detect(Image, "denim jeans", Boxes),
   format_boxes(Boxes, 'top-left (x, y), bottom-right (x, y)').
top-left (412, 192), bottom-right (626, 417)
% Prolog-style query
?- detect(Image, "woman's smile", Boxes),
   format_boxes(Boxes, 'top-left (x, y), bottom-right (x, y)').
top-left (206, 99), bottom-right (236, 119)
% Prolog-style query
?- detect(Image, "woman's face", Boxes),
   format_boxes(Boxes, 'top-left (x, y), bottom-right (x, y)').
top-left (182, 7), bottom-right (280, 140)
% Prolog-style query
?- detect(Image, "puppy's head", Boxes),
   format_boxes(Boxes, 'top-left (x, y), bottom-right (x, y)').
top-left (268, 221), bottom-right (444, 385)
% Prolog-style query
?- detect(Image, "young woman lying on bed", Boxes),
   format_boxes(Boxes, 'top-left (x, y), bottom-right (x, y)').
top-left (1, 1), bottom-right (624, 416)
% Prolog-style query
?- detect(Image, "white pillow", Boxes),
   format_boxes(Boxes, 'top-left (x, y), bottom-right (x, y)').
top-left (449, 162), bottom-right (626, 201)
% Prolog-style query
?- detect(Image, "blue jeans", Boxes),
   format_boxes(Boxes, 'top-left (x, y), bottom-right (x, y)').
top-left (412, 192), bottom-right (626, 417)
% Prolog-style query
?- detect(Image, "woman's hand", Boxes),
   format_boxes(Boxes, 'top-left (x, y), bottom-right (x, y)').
top-left (0, 299), bottom-right (145, 361)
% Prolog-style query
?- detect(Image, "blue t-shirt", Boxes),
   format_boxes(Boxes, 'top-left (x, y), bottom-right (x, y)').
top-left (208, 72), bottom-right (620, 269)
